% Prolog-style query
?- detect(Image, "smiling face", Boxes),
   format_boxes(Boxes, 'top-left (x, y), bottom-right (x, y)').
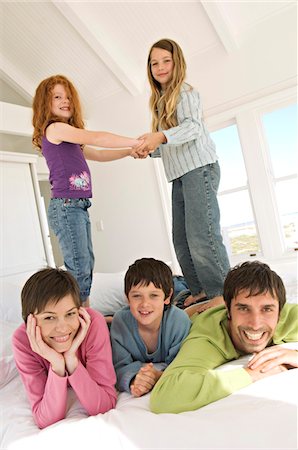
top-left (228, 290), bottom-right (280, 354)
top-left (150, 47), bottom-right (174, 90)
top-left (51, 83), bottom-right (73, 120)
top-left (127, 282), bottom-right (172, 330)
top-left (34, 294), bottom-right (80, 353)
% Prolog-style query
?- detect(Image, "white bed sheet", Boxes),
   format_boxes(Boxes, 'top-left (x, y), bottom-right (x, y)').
top-left (1, 328), bottom-right (297, 450)
top-left (1, 270), bottom-right (297, 450)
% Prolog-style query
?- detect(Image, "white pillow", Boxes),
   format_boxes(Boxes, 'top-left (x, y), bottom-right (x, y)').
top-left (284, 277), bottom-right (298, 304)
top-left (0, 271), bottom-right (127, 321)
top-left (90, 271), bottom-right (127, 316)
top-left (0, 319), bottom-right (19, 387)
top-left (0, 280), bottom-right (23, 324)
top-left (0, 271), bottom-right (36, 323)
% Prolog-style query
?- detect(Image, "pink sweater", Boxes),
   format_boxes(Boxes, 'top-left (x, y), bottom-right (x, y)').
top-left (12, 308), bottom-right (117, 429)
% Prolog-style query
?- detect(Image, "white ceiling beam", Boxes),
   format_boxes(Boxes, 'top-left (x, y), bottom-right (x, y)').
top-left (52, 1), bottom-right (142, 96)
top-left (201, 1), bottom-right (238, 53)
top-left (0, 59), bottom-right (34, 103)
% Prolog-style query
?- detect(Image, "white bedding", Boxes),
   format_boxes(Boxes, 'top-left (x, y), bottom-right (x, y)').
top-left (1, 270), bottom-right (297, 450)
top-left (1, 319), bottom-right (297, 450)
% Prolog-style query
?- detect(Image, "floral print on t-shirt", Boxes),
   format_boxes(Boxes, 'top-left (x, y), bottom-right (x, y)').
top-left (69, 171), bottom-right (90, 191)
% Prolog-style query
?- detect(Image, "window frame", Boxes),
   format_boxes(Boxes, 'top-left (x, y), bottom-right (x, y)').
top-left (210, 121), bottom-right (262, 260)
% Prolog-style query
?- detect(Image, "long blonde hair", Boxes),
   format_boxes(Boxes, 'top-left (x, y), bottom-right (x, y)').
top-left (147, 39), bottom-right (187, 132)
top-left (32, 74), bottom-right (85, 150)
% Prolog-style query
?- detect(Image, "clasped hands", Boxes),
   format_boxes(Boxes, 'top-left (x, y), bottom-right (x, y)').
top-left (131, 132), bottom-right (166, 159)
top-left (130, 362), bottom-right (162, 397)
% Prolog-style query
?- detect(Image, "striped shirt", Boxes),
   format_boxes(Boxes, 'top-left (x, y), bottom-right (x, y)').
top-left (151, 83), bottom-right (218, 182)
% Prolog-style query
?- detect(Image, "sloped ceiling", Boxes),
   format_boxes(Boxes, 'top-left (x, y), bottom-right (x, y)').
top-left (1, 1), bottom-right (295, 116)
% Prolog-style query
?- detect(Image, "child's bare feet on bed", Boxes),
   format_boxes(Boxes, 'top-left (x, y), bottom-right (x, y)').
top-left (184, 296), bottom-right (225, 317)
top-left (183, 291), bottom-right (206, 307)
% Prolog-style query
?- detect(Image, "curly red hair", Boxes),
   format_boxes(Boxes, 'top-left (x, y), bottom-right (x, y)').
top-left (32, 74), bottom-right (84, 150)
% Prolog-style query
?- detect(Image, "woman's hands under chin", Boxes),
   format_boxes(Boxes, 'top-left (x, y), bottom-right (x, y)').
top-left (26, 314), bottom-right (65, 376)
top-left (63, 307), bottom-right (91, 375)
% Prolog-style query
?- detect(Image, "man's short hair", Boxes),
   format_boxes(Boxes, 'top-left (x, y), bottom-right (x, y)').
top-left (124, 258), bottom-right (173, 305)
top-left (223, 261), bottom-right (286, 312)
top-left (21, 267), bottom-right (81, 322)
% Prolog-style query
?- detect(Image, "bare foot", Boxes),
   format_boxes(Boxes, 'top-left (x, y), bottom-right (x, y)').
top-left (184, 296), bottom-right (225, 317)
top-left (184, 303), bottom-right (203, 317)
top-left (183, 291), bottom-right (206, 307)
top-left (196, 296), bottom-right (225, 313)
top-left (104, 316), bottom-right (114, 325)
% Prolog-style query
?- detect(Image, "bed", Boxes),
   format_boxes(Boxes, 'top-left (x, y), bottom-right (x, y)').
top-left (1, 270), bottom-right (297, 450)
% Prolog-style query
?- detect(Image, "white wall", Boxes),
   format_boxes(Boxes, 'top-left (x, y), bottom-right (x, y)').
top-left (88, 157), bottom-right (172, 272)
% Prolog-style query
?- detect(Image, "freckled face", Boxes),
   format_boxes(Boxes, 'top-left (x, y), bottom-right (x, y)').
top-left (228, 290), bottom-right (279, 354)
top-left (128, 282), bottom-right (172, 329)
top-left (34, 294), bottom-right (80, 353)
top-left (150, 47), bottom-right (174, 89)
top-left (51, 84), bottom-right (72, 120)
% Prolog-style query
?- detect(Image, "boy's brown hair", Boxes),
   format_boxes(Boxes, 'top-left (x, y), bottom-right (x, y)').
top-left (124, 258), bottom-right (174, 306)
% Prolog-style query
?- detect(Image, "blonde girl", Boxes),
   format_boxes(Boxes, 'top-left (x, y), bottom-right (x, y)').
top-left (137, 39), bottom-right (230, 313)
top-left (33, 75), bottom-right (140, 306)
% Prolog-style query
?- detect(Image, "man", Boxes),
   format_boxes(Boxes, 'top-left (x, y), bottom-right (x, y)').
top-left (150, 261), bottom-right (298, 413)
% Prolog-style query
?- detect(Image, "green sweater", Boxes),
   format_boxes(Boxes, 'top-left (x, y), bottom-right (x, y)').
top-left (150, 303), bottom-right (298, 413)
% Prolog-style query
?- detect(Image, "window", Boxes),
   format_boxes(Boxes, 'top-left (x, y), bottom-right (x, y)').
top-left (261, 104), bottom-right (298, 250)
top-left (211, 125), bottom-right (260, 257)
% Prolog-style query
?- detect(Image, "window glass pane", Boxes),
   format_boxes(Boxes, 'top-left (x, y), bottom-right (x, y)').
top-left (211, 125), bottom-right (247, 191)
top-left (219, 190), bottom-right (261, 256)
top-left (262, 104), bottom-right (298, 178)
top-left (275, 179), bottom-right (298, 250)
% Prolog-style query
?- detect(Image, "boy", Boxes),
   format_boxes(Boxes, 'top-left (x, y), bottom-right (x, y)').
top-left (110, 258), bottom-right (191, 397)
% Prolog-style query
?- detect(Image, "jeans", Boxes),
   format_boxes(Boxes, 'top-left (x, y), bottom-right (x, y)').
top-left (172, 275), bottom-right (189, 299)
top-left (48, 198), bottom-right (94, 302)
top-left (172, 162), bottom-right (230, 299)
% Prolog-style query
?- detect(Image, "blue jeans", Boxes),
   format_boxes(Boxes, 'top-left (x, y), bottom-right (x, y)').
top-left (172, 275), bottom-right (189, 299)
top-left (48, 198), bottom-right (94, 302)
top-left (172, 162), bottom-right (230, 299)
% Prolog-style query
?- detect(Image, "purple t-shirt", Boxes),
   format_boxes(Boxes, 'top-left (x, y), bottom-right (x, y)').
top-left (42, 136), bottom-right (92, 198)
